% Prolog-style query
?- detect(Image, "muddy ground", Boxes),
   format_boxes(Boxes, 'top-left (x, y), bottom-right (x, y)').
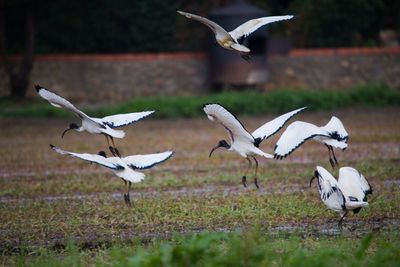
top-left (0, 106), bottom-right (399, 252)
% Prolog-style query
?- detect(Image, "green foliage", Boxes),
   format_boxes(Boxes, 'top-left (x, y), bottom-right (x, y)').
top-left (288, 0), bottom-right (387, 47)
top-left (8, 231), bottom-right (400, 266)
top-left (1, 84), bottom-right (399, 119)
top-left (354, 232), bottom-right (375, 260)
top-left (4, 0), bottom-right (400, 53)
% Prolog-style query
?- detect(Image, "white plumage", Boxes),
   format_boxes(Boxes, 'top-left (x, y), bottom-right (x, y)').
top-left (50, 145), bottom-right (174, 205)
top-left (274, 116), bottom-right (348, 168)
top-left (36, 85), bottom-right (155, 157)
top-left (177, 10), bottom-right (294, 61)
top-left (310, 166), bottom-right (372, 228)
top-left (337, 167), bottom-right (372, 203)
top-left (203, 103), bottom-right (308, 188)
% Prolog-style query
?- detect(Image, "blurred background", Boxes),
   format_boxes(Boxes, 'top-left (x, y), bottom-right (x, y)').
top-left (0, 0), bottom-right (399, 104)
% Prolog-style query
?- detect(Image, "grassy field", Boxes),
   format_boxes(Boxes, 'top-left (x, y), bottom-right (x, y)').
top-left (0, 106), bottom-right (399, 265)
top-left (1, 84), bottom-right (400, 119)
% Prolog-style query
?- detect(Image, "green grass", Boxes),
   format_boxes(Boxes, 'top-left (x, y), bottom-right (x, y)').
top-left (1, 107), bottom-right (399, 265)
top-left (4, 231), bottom-right (400, 266)
top-left (1, 84), bottom-right (399, 118)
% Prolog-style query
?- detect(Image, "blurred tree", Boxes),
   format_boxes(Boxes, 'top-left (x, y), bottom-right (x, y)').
top-left (289, 0), bottom-right (387, 47)
top-left (0, 0), bottom-right (35, 98)
top-left (2, 0), bottom-right (399, 53)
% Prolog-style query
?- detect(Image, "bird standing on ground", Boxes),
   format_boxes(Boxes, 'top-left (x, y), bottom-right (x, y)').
top-left (50, 145), bottom-right (174, 205)
top-left (36, 85), bottom-right (155, 157)
top-left (177, 10), bottom-right (294, 61)
top-left (203, 104), bottom-right (309, 188)
top-left (274, 116), bottom-right (348, 168)
top-left (310, 166), bottom-right (372, 228)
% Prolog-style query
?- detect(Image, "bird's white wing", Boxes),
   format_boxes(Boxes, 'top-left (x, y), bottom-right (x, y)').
top-left (321, 116), bottom-right (348, 142)
top-left (230, 43), bottom-right (250, 52)
top-left (338, 167), bottom-right (372, 202)
top-left (203, 104), bottom-right (254, 144)
top-left (315, 166), bottom-right (346, 212)
top-left (36, 85), bottom-right (91, 121)
top-left (101, 111), bottom-right (156, 128)
top-left (50, 145), bottom-right (124, 170)
top-left (177, 10), bottom-right (229, 36)
top-left (123, 151), bottom-right (174, 170)
top-left (252, 106), bottom-right (309, 145)
top-left (274, 121), bottom-right (330, 158)
top-left (229, 15), bottom-right (294, 41)
top-left (120, 169), bottom-right (145, 184)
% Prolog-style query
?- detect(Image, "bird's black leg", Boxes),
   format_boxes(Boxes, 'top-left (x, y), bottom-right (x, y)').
top-left (121, 181), bottom-right (127, 203)
top-left (124, 181), bottom-right (132, 206)
top-left (242, 157), bottom-right (252, 188)
top-left (251, 156), bottom-right (260, 189)
top-left (240, 53), bottom-right (252, 63)
top-left (110, 136), bottom-right (121, 158)
top-left (338, 211), bottom-right (348, 230)
top-left (127, 181), bottom-right (132, 206)
top-left (326, 144), bottom-right (335, 168)
top-left (331, 146), bottom-right (339, 166)
top-left (105, 135), bottom-right (117, 156)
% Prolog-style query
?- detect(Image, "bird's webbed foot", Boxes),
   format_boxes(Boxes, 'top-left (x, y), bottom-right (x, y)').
top-left (109, 146), bottom-right (121, 157)
top-left (242, 176), bottom-right (247, 187)
top-left (124, 193), bottom-right (131, 206)
top-left (241, 53), bottom-right (252, 63)
top-left (114, 147), bottom-right (121, 158)
top-left (254, 177), bottom-right (260, 189)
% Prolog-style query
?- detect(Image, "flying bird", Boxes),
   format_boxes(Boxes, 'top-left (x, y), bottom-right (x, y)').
top-left (36, 85), bottom-right (155, 157)
top-left (274, 116), bottom-right (348, 168)
top-left (177, 10), bottom-right (294, 61)
top-left (310, 166), bottom-right (372, 228)
top-left (203, 104), bottom-right (309, 188)
top-left (50, 145), bottom-right (174, 205)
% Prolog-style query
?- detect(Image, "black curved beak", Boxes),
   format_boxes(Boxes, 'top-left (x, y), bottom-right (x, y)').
top-left (209, 145), bottom-right (220, 158)
top-left (61, 128), bottom-right (71, 138)
top-left (309, 175), bottom-right (316, 187)
top-left (309, 170), bottom-right (319, 187)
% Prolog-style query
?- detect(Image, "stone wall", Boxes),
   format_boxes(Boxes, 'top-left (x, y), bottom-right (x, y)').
top-left (266, 47), bottom-right (400, 90)
top-left (0, 53), bottom-right (209, 103)
top-left (1, 47), bottom-right (399, 103)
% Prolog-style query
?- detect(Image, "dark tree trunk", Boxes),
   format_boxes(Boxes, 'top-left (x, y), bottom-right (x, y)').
top-left (0, 2), bottom-right (35, 98)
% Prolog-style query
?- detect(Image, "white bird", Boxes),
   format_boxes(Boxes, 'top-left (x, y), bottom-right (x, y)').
top-left (274, 116), bottom-right (348, 168)
top-left (203, 104), bottom-right (309, 188)
top-left (50, 145), bottom-right (174, 205)
top-left (310, 166), bottom-right (372, 228)
top-left (177, 10), bottom-right (294, 61)
top-left (36, 85), bottom-right (155, 157)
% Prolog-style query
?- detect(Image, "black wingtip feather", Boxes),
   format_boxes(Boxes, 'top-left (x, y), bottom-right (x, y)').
top-left (49, 144), bottom-right (55, 149)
